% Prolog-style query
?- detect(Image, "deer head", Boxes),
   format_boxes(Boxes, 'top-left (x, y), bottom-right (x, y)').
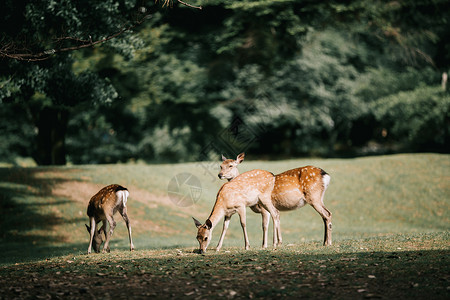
top-left (218, 153), bottom-right (245, 181)
top-left (193, 217), bottom-right (213, 254)
top-left (85, 224), bottom-right (104, 253)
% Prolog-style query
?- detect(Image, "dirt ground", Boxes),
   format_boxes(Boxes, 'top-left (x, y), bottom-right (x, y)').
top-left (1, 248), bottom-right (448, 299)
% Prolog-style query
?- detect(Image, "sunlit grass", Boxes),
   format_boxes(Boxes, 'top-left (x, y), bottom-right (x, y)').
top-left (0, 153), bottom-right (448, 266)
top-left (1, 232), bottom-right (448, 299)
top-left (0, 155), bottom-right (448, 298)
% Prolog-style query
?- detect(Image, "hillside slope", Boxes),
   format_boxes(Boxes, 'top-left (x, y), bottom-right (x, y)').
top-left (0, 153), bottom-right (448, 264)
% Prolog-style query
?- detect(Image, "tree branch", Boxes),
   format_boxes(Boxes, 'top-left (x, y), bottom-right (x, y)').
top-left (161, 0), bottom-right (202, 9)
top-left (0, 13), bottom-right (151, 62)
top-left (176, 0), bottom-right (202, 10)
top-left (0, 0), bottom-right (202, 62)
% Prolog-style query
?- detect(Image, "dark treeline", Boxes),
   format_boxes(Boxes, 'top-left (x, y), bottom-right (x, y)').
top-left (1, 0), bottom-right (449, 165)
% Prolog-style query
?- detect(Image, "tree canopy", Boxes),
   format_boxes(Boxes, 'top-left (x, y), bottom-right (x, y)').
top-left (1, 0), bottom-right (449, 165)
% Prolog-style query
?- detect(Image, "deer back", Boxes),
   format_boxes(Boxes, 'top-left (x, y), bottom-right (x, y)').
top-left (216, 169), bottom-right (275, 209)
top-left (272, 166), bottom-right (329, 210)
top-left (87, 184), bottom-right (128, 221)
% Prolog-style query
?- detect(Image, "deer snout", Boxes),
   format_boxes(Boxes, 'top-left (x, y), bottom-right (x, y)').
top-left (218, 173), bottom-right (223, 179)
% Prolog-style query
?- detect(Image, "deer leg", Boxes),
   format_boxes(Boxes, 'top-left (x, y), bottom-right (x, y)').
top-left (103, 214), bottom-right (116, 253)
top-left (120, 207), bottom-right (135, 251)
top-left (237, 207), bottom-right (250, 250)
top-left (271, 209), bottom-right (281, 248)
top-left (311, 203), bottom-right (332, 246)
top-left (99, 222), bottom-right (107, 239)
top-left (216, 215), bottom-right (231, 251)
top-left (250, 204), bottom-right (268, 248)
top-left (99, 221), bottom-right (109, 252)
top-left (275, 215), bottom-right (282, 247)
top-left (87, 217), bottom-right (96, 254)
top-left (258, 195), bottom-right (280, 248)
top-left (261, 208), bottom-right (270, 249)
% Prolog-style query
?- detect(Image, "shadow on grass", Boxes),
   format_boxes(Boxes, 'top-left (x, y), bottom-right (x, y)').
top-left (0, 167), bottom-right (88, 265)
top-left (0, 242), bottom-right (88, 266)
top-left (1, 248), bottom-right (448, 299)
top-left (100, 249), bottom-right (450, 299)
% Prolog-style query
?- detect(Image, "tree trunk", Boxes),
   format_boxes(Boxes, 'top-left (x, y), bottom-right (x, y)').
top-left (35, 107), bottom-right (69, 165)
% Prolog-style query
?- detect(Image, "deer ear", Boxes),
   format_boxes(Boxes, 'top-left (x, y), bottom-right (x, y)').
top-left (85, 224), bottom-right (91, 233)
top-left (193, 217), bottom-right (202, 228)
top-left (236, 152), bottom-right (245, 164)
top-left (221, 154), bottom-right (227, 161)
top-left (205, 219), bottom-right (213, 229)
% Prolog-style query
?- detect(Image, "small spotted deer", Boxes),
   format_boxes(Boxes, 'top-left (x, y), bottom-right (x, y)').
top-left (85, 184), bottom-right (135, 254)
top-left (193, 169), bottom-right (279, 253)
top-left (219, 153), bottom-right (332, 247)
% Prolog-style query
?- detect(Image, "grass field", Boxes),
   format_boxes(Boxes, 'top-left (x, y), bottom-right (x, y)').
top-left (0, 153), bottom-right (449, 299)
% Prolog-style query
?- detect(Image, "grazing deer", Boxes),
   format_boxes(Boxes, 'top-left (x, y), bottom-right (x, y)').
top-left (219, 153), bottom-right (332, 247)
top-left (193, 169), bottom-right (279, 253)
top-left (86, 184), bottom-right (135, 254)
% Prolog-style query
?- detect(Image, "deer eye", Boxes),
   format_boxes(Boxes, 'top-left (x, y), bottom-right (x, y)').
top-left (204, 237), bottom-right (208, 241)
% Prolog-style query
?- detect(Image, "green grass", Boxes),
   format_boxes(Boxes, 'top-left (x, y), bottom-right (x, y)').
top-left (0, 233), bottom-right (448, 299)
top-left (0, 154), bottom-right (449, 298)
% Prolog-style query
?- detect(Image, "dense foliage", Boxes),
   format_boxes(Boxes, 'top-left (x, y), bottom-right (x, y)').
top-left (1, 0), bottom-right (449, 165)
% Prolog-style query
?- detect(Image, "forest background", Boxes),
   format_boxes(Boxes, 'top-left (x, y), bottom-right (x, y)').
top-left (1, 0), bottom-right (449, 166)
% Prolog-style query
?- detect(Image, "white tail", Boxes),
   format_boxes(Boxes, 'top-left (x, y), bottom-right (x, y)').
top-left (86, 184), bottom-right (135, 254)
top-left (193, 168), bottom-right (278, 253)
top-left (219, 154), bottom-right (332, 247)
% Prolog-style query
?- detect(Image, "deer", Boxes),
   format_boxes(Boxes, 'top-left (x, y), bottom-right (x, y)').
top-left (193, 168), bottom-right (280, 254)
top-left (85, 184), bottom-right (135, 254)
top-left (218, 153), bottom-right (332, 247)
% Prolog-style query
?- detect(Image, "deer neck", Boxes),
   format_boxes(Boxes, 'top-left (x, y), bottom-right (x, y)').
top-left (207, 211), bottom-right (225, 230)
top-left (207, 198), bottom-right (226, 230)
top-left (228, 169), bottom-right (240, 181)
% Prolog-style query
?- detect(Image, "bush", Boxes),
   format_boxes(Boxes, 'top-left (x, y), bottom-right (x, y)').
top-left (372, 86), bottom-right (450, 151)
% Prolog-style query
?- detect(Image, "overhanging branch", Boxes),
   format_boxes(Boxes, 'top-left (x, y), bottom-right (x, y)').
top-left (162, 0), bottom-right (202, 9)
top-left (0, 14), bottom-right (151, 62)
top-left (0, 0), bottom-right (202, 62)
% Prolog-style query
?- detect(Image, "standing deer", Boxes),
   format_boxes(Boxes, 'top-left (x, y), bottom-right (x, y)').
top-left (193, 169), bottom-right (279, 253)
top-left (219, 153), bottom-right (332, 247)
top-left (85, 184), bottom-right (135, 254)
